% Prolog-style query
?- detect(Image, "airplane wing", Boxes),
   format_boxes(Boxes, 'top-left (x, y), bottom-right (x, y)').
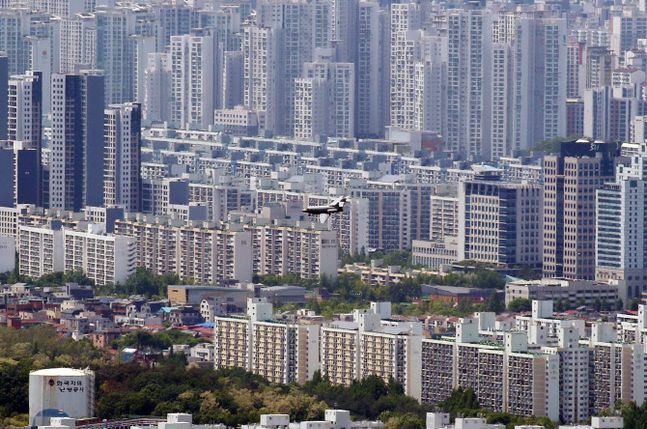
top-left (319, 213), bottom-right (330, 224)
top-left (330, 196), bottom-right (344, 206)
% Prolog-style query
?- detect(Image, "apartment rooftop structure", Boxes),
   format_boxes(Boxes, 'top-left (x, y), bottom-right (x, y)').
top-left (241, 409), bottom-right (384, 429)
top-left (37, 413), bottom-right (225, 429)
top-left (421, 318), bottom-right (560, 421)
top-left (114, 214), bottom-right (253, 284)
top-left (558, 417), bottom-right (624, 429)
top-left (214, 298), bottom-right (320, 385)
top-left (514, 300), bottom-right (586, 346)
top-left (320, 302), bottom-right (423, 400)
top-left (616, 304), bottom-right (647, 343)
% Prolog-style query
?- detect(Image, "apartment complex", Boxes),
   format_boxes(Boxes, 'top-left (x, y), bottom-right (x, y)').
top-left (214, 299), bottom-right (320, 384)
top-left (320, 303), bottom-right (422, 400)
top-left (18, 222), bottom-right (136, 285)
top-left (421, 321), bottom-right (559, 421)
top-left (114, 215), bottom-right (253, 284)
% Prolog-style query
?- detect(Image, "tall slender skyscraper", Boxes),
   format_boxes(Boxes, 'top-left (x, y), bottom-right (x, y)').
top-left (243, 24), bottom-right (281, 134)
top-left (0, 53), bottom-right (8, 140)
top-left (259, 0), bottom-right (313, 135)
top-left (543, 140), bottom-right (619, 280)
top-left (170, 30), bottom-right (218, 130)
top-left (6, 71), bottom-right (42, 207)
top-left (8, 71), bottom-right (42, 152)
top-left (50, 71), bottom-right (105, 211)
top-left (96, 4), bottom-right (156, 104)
top-left (104, 103), bottom-right (141, 212)
top-left (596, 142), bottom-right (647, 303)
top-left (390, 3), bottom-right (421, 131)
top-left (356, 2), bottom-right (386, 138)
top-left (445, 8), bottom-right (492, 160)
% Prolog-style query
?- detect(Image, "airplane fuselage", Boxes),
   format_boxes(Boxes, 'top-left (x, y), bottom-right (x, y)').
top-left (302, 207), bottom-right (340, 215)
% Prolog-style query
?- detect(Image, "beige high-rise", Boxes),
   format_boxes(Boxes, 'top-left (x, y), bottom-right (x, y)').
top-left (543, 140), bottom-right (619, 280)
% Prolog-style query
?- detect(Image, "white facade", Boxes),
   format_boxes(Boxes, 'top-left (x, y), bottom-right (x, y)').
top-left (170, 31), bottom-right (217, 130)
top-left (18, 224), bottom-right (64, 280)
top-left (56, 14), bottom-right (96, 74)
top-left (63, 225), bottom-right (137, 286)
top-left (243, 25), bottom-right (280, 134)
top-left (295, 56), bottom-right (355, 140)
top-left (29, 368), bottom-right (95, 427)
top-left (143, 53), bottom-right (171, 126)
top-left (596, 142), bottom-right (647, 302)
top-left (0, 235), bottom-right (16, 273)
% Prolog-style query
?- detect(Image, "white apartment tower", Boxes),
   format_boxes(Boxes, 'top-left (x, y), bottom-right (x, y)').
top-left (445, 8), bottom-right (492, 160)
top-left (104, 103), bottom-right (142, 213)
top-left (56, 14), bottom-right (97, 74)
top-left (258, 0), bottom-right (313, 135)
top-left (0, 7), bottom-right (32, 75)
top-left (294, 53), bottom-right (355, 140)
top-left (488, 13), bottom-right (566, 159)
top-left (63, 225), bottom-right (136, 286)
top-left (414, 36), bottom-right (445, 135)
top-left (356, 2), bottom-right (387, 137)
top-left (96, 4), bottom-right (156, 104)
top-left (243, 24), bottom-right (280, 134)
top-left (170, 30), bottom-right (218, 130)
top-left (8, 71), bottom-right (42, 152)
top-left (142, 53), bottom-right (171, 126)
top-left (389, 3), bottom-right (421, 132)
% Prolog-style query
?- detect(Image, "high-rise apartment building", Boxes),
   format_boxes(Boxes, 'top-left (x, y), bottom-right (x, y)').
top-left (420, 319), bottom-right (559, 421)
top-left (0, 7), bottom-right (32, 76)
top-left (258, 0), bottom-right (312, 135)
top-left (114, 215), bottom-right (253, 284)
top-left (18, 223), bottom-right (64, 279)
top-left (170, 30), bottom-right (218, 130)
top-left (63, 224), bottom-right (136, 286)
top-left (242, 25), bottom-right (280, 134)
top-left (389, 3), bottom-right (421, 132)
top-left (488, 13), bottom-right (566, 159)
top-left (49, 71), bottom-right (105, 211)
top-left (222, 51), bottom-right (244, 109)
top-left (445, 8), bottom-right (491, 160)
top-left (543, 139), bottom-right (620, 280)
top-left (294, 53), bottom-right (354, 140)
top-left (56, 14), bottom-right (97, 74)
top-left (7, 71), bottom-right (42, 207)
top-left (96, 4), bottom-right (156, 104)
top-left (142, 53), bottom-right (171, 126)
top-left (0, 53), bottom-right (7, 140)
top-left (103, 103), bottom-right (142, 212)
top-left (320, 303), bottom-right (422, 399)
top-left (214, 299), bottom-right (320, 384)
top-left (356, 2), bottom-right (387, 138)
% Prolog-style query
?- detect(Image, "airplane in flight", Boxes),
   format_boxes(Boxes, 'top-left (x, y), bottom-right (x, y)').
top-left (303, 196), bottom-right (349, 223)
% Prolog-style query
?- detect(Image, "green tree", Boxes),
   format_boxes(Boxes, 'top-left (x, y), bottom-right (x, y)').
top-left (437, 388), bottom-right (480, 417)
top-left (484, 291), bottom-right (505, 313)
top-left (507, 298), bottom-right (532, 312)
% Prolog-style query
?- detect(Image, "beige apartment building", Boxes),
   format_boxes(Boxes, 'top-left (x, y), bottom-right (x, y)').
top-left (214, 299), bottom-right (320, 384)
